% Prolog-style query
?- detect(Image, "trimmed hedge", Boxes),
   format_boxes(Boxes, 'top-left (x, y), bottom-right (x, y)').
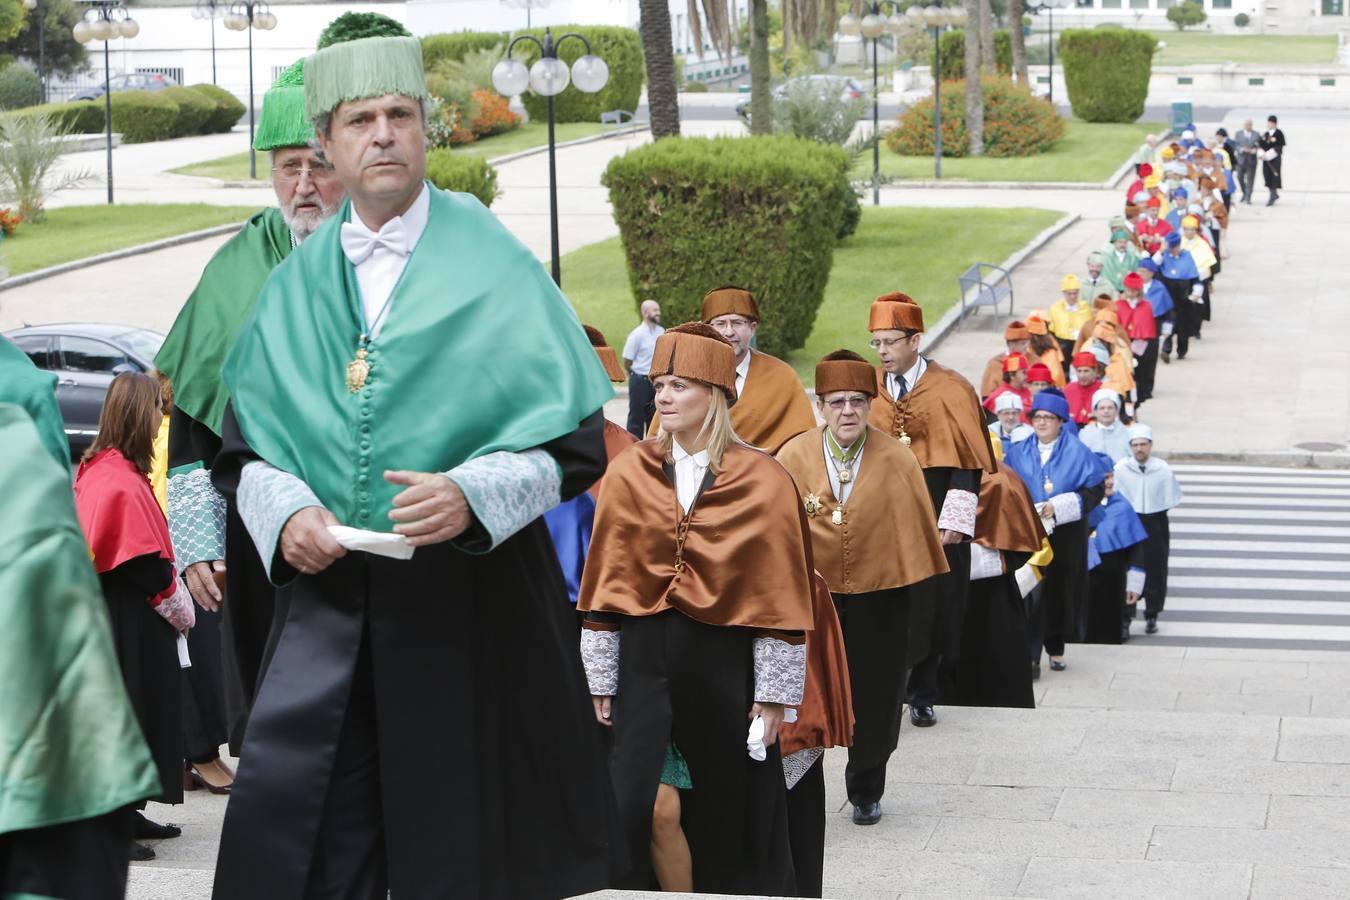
top-left (188, 83), bottom-right (246, 133)
top-left (110, 90), bottom-right (178, 143)
top-left (0, 65), bottom-right (42, 110)
top-left (512, 26), bottom-right (644, 124)
top-left (16, 98), bottom-right (102, 133)
top-left (422, 31), bottom-right (509, 69)
top-left (1059, 29), bottom-right (1157, 123)
top-left (160, 86), bottom-right (213, 137)
top-left (938, 29), bottom-right (1013, 78)
top-left (886, 76), bottom-right (1063, 158)
top-left (602, 135), bottom-right (851, 358)
top-left (425, 149), bottom-right (499, 207)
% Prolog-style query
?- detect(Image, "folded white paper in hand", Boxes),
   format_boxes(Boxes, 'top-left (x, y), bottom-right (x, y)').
top-left (747, 715), bottom-right (767, 762)
top-left (177, 633), bottom-right (192, 669)
top-left (327, 525), bottom-right (415, 560)
top-left (1015, 564), bottom-right (1039, 599)
top-left (1039, 513), bottom-right (1056, 536)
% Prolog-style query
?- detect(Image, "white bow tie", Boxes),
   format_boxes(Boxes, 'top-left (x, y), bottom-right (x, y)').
top-left (340, 218), bottom-right (409, 265)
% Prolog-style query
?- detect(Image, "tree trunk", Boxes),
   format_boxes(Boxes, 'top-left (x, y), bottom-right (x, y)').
top-left (979, 0), bottom-right (996, 72)
top-left (639, 0), bottom-right (681, 139)
top-left (964, 0), bottom-right (984, 156)
top-left (748, 0), bottom-right (773, 134)
top-left (1009, 0), bottom-right (1028, 86)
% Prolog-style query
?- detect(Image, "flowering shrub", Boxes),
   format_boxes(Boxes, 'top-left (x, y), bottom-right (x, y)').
top-left (0, 207), bottom-right (20, 236)
top-left (885, 77), bottom-right (1064, 159)
top-left (468, 89), bottom-right (519, 138)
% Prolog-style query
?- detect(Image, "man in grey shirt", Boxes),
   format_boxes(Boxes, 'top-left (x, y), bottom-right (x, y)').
top-left (622, 299), bottom-right (663, 438)
top-left (1233, 118), bottom-right (1259, 205)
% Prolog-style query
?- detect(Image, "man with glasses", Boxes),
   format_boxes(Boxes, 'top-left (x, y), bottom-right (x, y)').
top-left (866, 293), bottom-right (996, 731)
top-left (153, 59), bottom-right (346, 767)
top-left (777, 350), bottom-right (948, 826)
top-left (699, 285), bottom-right (816, 454)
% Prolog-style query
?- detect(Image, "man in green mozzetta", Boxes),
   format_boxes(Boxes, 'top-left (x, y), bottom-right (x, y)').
top-left (208, 35), bottom-right (617, 899)
top-left (0, 402), bottom-right (161, 899)
top-left (152, 58), bottom-right (346, 768)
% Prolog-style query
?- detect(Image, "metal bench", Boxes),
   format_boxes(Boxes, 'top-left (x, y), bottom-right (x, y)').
top-left (600, 109), bottom-right (636, 134)
top-left (957, 262), bottom-right (1014, 330)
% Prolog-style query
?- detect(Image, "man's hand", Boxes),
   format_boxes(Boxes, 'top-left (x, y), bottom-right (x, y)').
top-left (386, 471), bottom-right (472, 547)
top-left (1126, 591), bottom-right (1140, 605)
top-left (750, 702), bottom-right (785, 746)
top-left (592, 696), bottom-right (613, 727)
top-left (184, 560), bottom-right (226, 612)
top-left (1039, 502), bottom-right (1055, 520)
top-left (939, 528), bottom-right (964, 546)
top-left (280, 506), bottom-right (346, 575)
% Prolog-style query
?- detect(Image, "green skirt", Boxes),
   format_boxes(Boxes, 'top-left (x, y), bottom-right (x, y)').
top-left (659, 742), bottom-right (692, 790)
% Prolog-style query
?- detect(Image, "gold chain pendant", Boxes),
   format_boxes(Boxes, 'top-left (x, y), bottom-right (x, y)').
top-left (838, 467), bottom-right (852, 483)
top-left (1043, 478), bottom-right (1054, 494)
top-left (899, 432), bottom-right (912, 447)
top-left (831, 507), bottom-right (843, 526)
top-left (346, 347), bottom-right (370, 393)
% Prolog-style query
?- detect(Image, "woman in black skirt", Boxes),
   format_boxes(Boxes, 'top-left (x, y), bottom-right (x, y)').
top-left (75, 373), bottom-right (196, 861)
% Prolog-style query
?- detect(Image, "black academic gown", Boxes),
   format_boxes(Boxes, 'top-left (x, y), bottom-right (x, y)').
top-left (168, 404), bottom-right (271, 757)
top-left (1085, 543), bottom-right (1147, 644)
top-left (210, 406), bottom-right (614, 900)
top-left (1258, 129), bottom-right (1285, 190)
top-left (910, 467), bottom-right (979, 703)
top-left (1137, 511), bottom-right (1171, 618)
top-left (1039, 481), bottom-right (1107, 652)
top-left (953, 550), bottom-right (1035, 709)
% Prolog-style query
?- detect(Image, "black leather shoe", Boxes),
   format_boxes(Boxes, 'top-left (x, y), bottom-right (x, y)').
top-left (1145, 616), bottom-right (1159, 634)
top-left (1031, 660), bottom-right (1041, 681)
top-left (851, 802), bottom-right (882, 825)
top-left (910, 705), bottom-right (936, 727)
top-left (134, 813), bottom-right (181, 840)
top-left (1121, 623), bottom-right (1131, 642)
top-left (130, 841), bottom-right (156, 862)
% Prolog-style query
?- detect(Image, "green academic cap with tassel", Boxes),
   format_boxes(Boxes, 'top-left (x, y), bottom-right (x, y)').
top-left (304, 35), bottom-right (428, 123)
top-left (253, 59), bottom-right (312, 151)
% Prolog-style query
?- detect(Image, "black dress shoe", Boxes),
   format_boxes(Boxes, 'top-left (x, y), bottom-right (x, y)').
top-left (130, 842), bottom-right (156, 862)
top-left (909, 705), bottom-right (936, 727)
top-left (1121, 623), bottom-right (1131, 642)
top-left (1031, 660), bottom-right (1041, 681)
top-left (1145, 615), bottom-right (1159, 634)
top-left (134, 812), bottom-right (182, 840)
top-left (851, 802), bottom-right (882, 826)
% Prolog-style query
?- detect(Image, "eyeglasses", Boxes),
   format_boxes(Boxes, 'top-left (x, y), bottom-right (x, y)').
top-left (271, 161), bottom-right (336, 183)
top-left (868, 337), bottom-right (907, 350)
top-left (825, 396), bottom-right (870, 411)
top-left (1030, 413), bottom-right (1059, 423)
top-left (711, 318), bottom-right (753, 330)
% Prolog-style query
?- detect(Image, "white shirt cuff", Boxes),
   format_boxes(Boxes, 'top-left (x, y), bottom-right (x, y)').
top-left (752, 637), bottom-right (806, 705)
top-left (937, 488), bottom-right (978, 537)
top-left (1126, 566), bottom-right (1146, 596)
top-left (969, 543), bottom-right (1005, 581)
top-left (1048, 491), bottom-right (1082, 525)
top-left (443, 449), bottom-right (562, 552)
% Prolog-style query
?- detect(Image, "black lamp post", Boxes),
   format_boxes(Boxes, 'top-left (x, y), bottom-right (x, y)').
top-left (492, 29), bottom-right (609, 286)
top-left (22, 0), bottom-right (46, 103)
top-left (223, 1), bottom-right (277, 180)
top-left (904, 4), bottom-right (967, 180)
top-left (840, 1), bottom-right (907, 206)
top-left (1026, 0), bottom-right (1069, 106)
top-left (193, 0), bottom-right (224, 85)
top-left (73, 0), bottom-right (139, 205)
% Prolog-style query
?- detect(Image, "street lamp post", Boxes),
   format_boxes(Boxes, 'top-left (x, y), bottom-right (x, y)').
top-left (492, 29), bottom-right (609, 286)
top-left (193, 0), bottom-right (225, 85)
top-left (22, 0), bottom-right (46, 103)
top-left (840, 1), bottom-right (909, 206)
top-left (73, 0), bottom-right (139, 205)
top-left (1027, 0), bottom-right (1069, 106)
top-left (223, 1), bottom-right (277, 180)
top-left (905, 4), bottom-right (967, 181)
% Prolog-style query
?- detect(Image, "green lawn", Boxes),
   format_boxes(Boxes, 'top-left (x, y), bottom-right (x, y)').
top-left (171, 122), bottom-right (614, 181)
top-left (1153, 32), bottom-right (1337, 66)
top-left (2, 204), bottom-right (260, 275)
top-left (558, 205), bottom-right (1064, 382)
top-left (870, 119), bottom-right (1163, 184)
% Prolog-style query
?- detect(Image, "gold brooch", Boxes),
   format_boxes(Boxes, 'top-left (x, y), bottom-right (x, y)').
top-left (803, 493), bottom-right (822, 517)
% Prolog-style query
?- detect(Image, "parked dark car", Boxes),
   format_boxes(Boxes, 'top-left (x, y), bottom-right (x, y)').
top-left (73, 72), bottom-right (178, 102)
top-left (4, 324), bottom-right (165, 459)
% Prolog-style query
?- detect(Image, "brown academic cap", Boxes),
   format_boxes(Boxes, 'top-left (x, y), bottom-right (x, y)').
top-left (584, 324), bottom-right (625, 383)
top-left (1093, 321), bottom-right (1117, 342)
top-left (649, 322), bottom-right (738, 402)
top-left (1094, 308), bottom-right (1120, 326)
top-left (815, 349), bottom-right (877, 398)
top-left (1025, 314), bottom-right (1048, 336)
top-left (1004, 320), bottom-right (1030, 341)
top-left (1093, 296), bottom-right (1114, 311)
top-left (868, 292), bottom-right (924, 333)
top-left (702, 286), bottom-right (760, 323)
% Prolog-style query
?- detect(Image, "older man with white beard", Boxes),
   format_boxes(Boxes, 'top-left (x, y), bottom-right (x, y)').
top-left (153, 59), bottom-right (345, 773)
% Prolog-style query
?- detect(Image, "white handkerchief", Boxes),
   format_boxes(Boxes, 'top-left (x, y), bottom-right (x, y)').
top-left (747, 715), bottom-right (767, 762)
top-left (327, 525), bottom-right (415, 560)
top-left (177, 633), bottom-right (192, 669)
top-left (1039, 513), bottom-right (1056, 536)
top-left (1015, 564), bottom-right (1039, 599)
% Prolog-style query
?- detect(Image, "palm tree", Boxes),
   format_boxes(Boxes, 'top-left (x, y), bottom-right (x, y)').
top-left (1009, 0), bottom-right (1029, 85)
top-left (964, 0), bottom-right (984, 155)
top-left (639, 0), bottom-right (681, 138)
top-left (978, 0), bottom-right (996, 72)
top-left (748, 0), bottom-right (773, 134)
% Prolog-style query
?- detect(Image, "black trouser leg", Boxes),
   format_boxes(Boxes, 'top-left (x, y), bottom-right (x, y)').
top-left (1134, 339), bottom-right (1158, 404)
top-left (1026, 582), bottom-right (1045, 664)
top-left (785, 757), bottom-right (825, 899)
top-left (625, 373), bottom-right (655, 439)
top-left (1044, 634), bottom-right (1066, 657)
top-left (0, 806), bottom-right (134, 900)
top-left (834, 589), bottom-right (908, 808)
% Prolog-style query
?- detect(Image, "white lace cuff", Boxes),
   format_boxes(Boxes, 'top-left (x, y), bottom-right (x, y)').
top-left (937, 488), bottom-right (978, 537)
top-left (237, 460), bottom-right (323, 575)
top-left (753, 636), bottom-right (806, 705)
top-left (167, 467), bottom-right (226, 569)
top-left (444, 449), bottom-right (562, 552)
top-left (969, 543), bottom-right (1005, 581)
top-left (783, 747), bottom-right (824, 790)
top-left (580, 628), bottom-right (620, 696)
top-left (1014, 563), bottom-right (1040, 598)
top-left (1047, 491), bottom-right (1082, 525)
top-left (154, 579), bottom-right (197, 633)
top-left (1126, 566), bottom-right (1146, 596)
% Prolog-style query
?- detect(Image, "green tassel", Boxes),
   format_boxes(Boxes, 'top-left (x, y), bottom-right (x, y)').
top-left (254, 59), bottom-right (312, 151)
top-left (304, 36), bottom-right (428, 122)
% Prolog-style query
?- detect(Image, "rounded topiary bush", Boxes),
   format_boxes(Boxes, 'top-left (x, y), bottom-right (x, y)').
top-left (188, 83), bottom-right (245, 133)
top-left (1059, 28), bottom-right (1157, 123)
top-left (603, 135), bottom-right (851, 358)
top-left (110, 90), bottom-right (179, 143)
top-left (14, 99), bottom-right (103, 133)
top-left (938, 29), bottom-right (1012, 78)
top-left (0, 65), bottom-right (42, 111)
top-left (160, 85), bottom-right (214, 137)
top-left (425, 149), bottom-right (499, 207)
top-left (886, 76), bottom-right (1064, 158)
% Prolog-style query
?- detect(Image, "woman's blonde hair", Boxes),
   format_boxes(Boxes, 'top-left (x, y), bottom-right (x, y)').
top-left (655, 379), bottom-right (746, 474)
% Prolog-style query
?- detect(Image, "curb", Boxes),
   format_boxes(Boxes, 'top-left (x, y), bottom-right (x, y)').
top-left (888, 180), bottom-right (1106, 191)
top-left (922, 211), bottom-right (1082, 356)
top-left (1159, 449), bottom-right (1350, 470)
top-left (0, 222), bottom-right (243, 292)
